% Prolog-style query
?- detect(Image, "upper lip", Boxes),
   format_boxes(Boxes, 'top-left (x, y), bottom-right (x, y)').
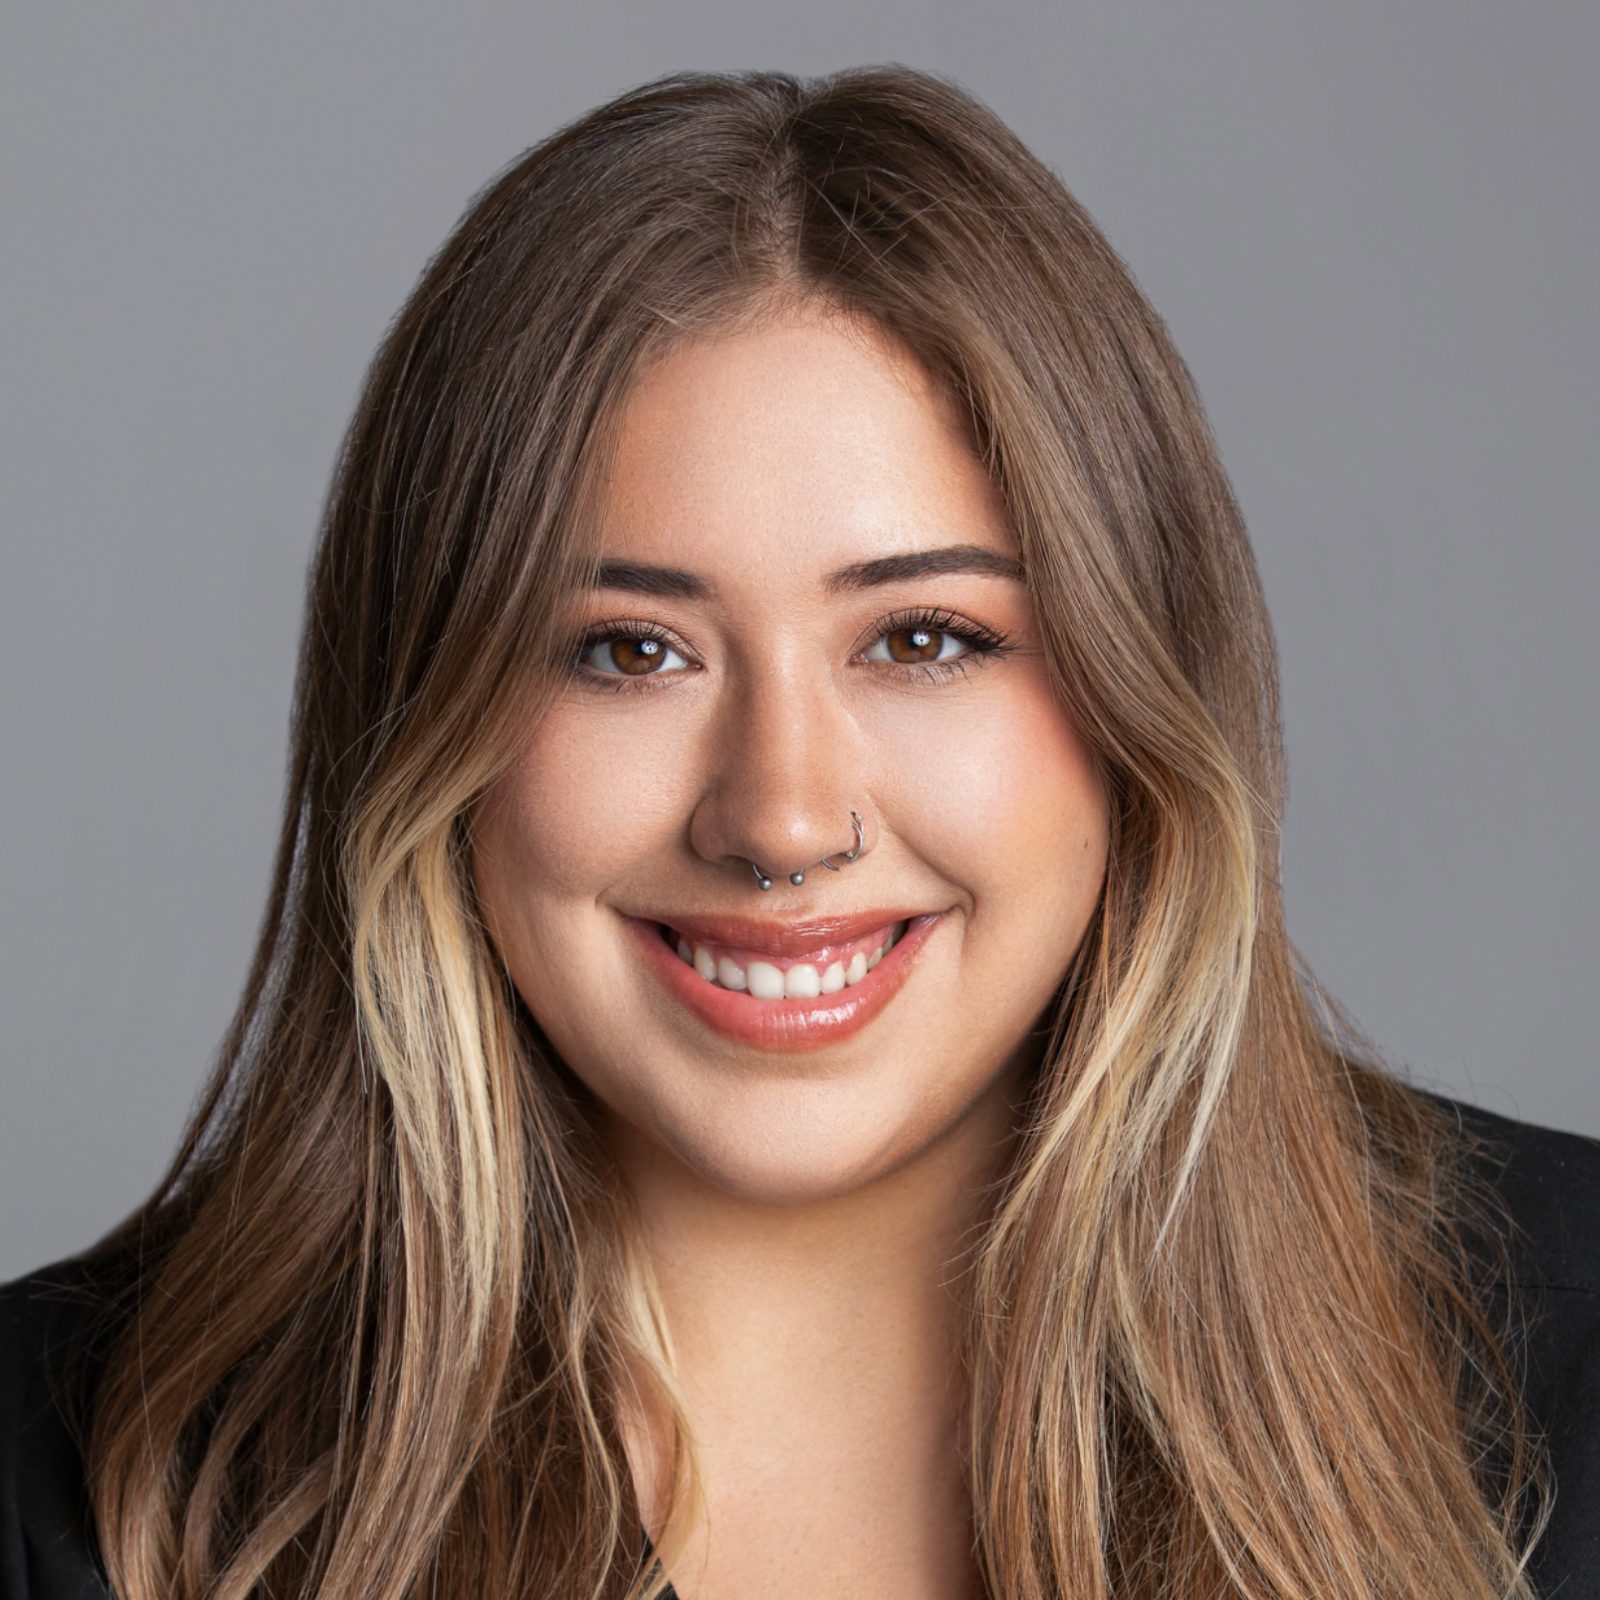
top-left (629, 909), bottom-right (929, 957)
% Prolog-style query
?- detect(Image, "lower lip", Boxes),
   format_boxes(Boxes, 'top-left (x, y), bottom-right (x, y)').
top-left (627, 913), bottom-right (939, 1052)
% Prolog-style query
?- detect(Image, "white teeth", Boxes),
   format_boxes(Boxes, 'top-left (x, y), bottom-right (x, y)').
top-left (784, 963), bottom-right (821, 999)
top-left (670, 924), bottom-right (908, 1000)
top-left (746, 960), bottom-right (785, 1000)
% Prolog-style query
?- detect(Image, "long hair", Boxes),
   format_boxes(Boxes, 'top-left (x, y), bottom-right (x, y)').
top-left (85, 68), bottom-right (1540, 1600)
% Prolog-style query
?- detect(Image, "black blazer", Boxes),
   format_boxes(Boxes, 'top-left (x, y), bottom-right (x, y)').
top-left (2, 1099), bottom-right (1597, 1598)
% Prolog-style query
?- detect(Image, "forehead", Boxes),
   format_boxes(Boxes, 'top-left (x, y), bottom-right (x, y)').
top-left (599, 303), bottom-right (1015, 585)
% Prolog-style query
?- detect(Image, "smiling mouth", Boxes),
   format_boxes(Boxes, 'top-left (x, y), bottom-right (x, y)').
top-left (628, 910), bottom-right (934, 1050)
top-left (658, 919), bottom-right (907, 1000)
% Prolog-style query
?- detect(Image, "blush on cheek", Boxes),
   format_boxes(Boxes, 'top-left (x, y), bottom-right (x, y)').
top-left (478, 703), bottom-right (701, 901)
top-left (862, 665), bottom-right (1105, 889)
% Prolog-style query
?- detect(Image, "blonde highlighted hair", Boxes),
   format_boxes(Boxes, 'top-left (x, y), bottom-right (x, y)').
top-left (86, 68), bottom-right (1540, 1599)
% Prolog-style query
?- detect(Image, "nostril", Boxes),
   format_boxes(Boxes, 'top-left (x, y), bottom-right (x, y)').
top-left (736, 812), bottom-right (868, 892)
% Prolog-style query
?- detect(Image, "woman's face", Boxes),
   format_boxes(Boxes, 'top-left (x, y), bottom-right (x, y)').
top-left (472, 302), bottom-right (1108, 1204)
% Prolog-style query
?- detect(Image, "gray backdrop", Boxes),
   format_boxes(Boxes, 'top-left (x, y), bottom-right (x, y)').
top-left (3, 0), bottom-right (1595, 1282)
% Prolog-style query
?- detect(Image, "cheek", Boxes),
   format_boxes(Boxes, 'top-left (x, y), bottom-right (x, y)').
top-left (864, 664), bottom-right (1107, 919)
top-left (474, 700), bottom-right (702, 910)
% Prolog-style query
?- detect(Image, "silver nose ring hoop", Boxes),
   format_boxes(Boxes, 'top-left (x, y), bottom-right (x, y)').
top-left (750, 811), bottom-right (864, 891)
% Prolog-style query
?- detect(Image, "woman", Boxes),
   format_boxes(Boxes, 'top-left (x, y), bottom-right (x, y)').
top-left (2, 66), bottom-right (1596, 1600)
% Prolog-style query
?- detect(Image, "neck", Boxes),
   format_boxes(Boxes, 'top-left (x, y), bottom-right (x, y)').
top-left (604, 1078), bottom-right (1020, 1597)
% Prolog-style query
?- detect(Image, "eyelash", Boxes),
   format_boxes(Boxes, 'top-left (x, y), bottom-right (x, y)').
top-left (569, 607), bottom-right (1015, 692)
top-left (860, 608), bottom-right (1016, 682)
top-left (570, 618), bottom-right (692, 693)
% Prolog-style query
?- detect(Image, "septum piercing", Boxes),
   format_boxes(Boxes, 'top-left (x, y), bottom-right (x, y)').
top-left (750, 811), bottom-right (865, 891)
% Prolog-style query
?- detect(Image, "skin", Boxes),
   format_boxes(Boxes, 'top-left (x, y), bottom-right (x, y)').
top-left (472, 300), bottom-right (1109, 1598)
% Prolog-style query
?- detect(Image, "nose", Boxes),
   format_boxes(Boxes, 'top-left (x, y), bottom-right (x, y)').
top-left (688, 669), bottom-right (872, 889)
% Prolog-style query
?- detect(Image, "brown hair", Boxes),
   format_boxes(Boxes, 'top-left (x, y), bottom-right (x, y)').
top-left (85, 67), bottom-right (1540, 1599)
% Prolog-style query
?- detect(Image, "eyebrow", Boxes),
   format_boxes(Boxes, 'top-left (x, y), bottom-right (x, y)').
top-left (825, 545), bottom-right (1026, 592)
top-left (592, 560), bottom-right (712, 598)
top-left (593, 544), bottom-right (1025, 600)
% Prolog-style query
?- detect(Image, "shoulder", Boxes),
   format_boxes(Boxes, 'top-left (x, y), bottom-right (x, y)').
top-left (0, 1259), bottom-right (124, 1599)
top-left (1437, 1097), bottom-right (1600, 1593)
top-left (1443, 1097), bottom-right (1600, 1292)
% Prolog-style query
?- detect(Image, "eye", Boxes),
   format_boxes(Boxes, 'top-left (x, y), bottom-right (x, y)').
top-left (579, 632), bottom-right (691, 677)
top-left (864, 625), bottom-right (972, 666)
top-left (855, 608), bottom-right (1015, 679)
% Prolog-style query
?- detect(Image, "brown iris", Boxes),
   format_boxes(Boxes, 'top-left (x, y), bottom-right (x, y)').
top-left (608, 636), bottom-right (666, 675)
top-left (883, 626), bottom-right (944, 664)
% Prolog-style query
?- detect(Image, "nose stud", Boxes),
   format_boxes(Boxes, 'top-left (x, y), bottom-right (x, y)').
top-left (749, 811), bottom-right (865, 891)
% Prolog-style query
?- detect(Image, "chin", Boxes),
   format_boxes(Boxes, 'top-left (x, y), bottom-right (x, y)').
top-left (629, 1074), bottom-right (963, 1207)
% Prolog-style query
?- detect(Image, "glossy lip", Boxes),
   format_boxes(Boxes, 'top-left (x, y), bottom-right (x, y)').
top-left (626, 910), bottom-right (941, 1052)
top-left (654, 909), bottom-right (910, 960)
